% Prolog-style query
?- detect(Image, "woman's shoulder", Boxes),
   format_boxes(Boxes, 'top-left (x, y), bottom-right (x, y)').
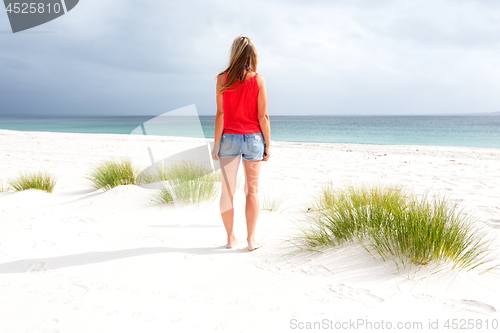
top-left (216, 72), bottom-right (226, 85)
top-left (255, 73), bottom-right (265, 88)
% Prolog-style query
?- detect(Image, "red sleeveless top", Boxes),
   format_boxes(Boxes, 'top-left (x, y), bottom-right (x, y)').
top-left (222, 72), bottom-right (261, 135)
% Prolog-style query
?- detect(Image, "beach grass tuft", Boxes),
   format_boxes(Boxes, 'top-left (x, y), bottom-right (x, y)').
top-left (137, 160), bottom-right (220, 205)
top-left (87, 158), bottom-right (137, 191)
top-left (8, 171), bottom-right (57, 193)
top-left (261, 194), bottom-right (285, 213)
top-left (298, 183), bottom-right (493, 271)
top-left (1, 179), bottom-right (9, 192)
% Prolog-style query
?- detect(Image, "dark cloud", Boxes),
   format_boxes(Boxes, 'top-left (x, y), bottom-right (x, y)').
top-left (1, 0), bottom-right (499, 116)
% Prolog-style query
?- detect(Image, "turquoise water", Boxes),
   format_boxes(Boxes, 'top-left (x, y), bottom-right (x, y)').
top-left (1, 115), bottom-right (499, 148)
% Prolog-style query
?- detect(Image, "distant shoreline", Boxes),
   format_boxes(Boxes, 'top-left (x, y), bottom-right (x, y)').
top-left (1, 128), bottom-right (500, 152)
top-left (1, 113), bottom-right (500, 117)
top-left (1, 115), bottom-right (500, 149)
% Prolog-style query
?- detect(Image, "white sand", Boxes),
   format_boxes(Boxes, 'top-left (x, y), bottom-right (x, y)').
top-left (0, 128), bottom-right (499, 332)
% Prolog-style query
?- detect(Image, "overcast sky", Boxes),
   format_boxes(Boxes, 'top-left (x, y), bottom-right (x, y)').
top-left (1, 0), bottom-right (500, 116)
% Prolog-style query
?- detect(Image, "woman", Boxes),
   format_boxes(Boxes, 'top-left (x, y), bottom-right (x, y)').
top-left (211, 35), bottom-right (271, 251)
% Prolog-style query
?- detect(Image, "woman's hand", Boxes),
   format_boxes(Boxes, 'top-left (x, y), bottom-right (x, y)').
top-left (211, 142), bottom-right (220, 161)
top-left (262, 146), bottom-right (270, 162)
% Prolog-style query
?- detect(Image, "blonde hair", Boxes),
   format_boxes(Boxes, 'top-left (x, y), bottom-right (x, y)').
top-left (216, 35), bottom-right (258, 96)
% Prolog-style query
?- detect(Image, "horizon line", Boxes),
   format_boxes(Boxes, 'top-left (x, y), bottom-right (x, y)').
top-left (1, 112), bottom-right (499, 117)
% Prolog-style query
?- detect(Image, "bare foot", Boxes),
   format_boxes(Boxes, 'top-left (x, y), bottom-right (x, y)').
top-left (226, 237), bottom-right (239, 249)
top-left (247, 240), bottom-right (263, 252)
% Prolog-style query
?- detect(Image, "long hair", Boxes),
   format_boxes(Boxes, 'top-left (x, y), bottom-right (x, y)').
top-left (216, 35), bottom-right (258, 96)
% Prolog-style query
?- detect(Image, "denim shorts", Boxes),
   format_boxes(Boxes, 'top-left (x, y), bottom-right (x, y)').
top-left (218, 132), bottom-right (265, 161)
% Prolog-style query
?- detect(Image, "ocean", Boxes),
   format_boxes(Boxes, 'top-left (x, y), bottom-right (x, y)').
top-left (1, 115), bottom-right (499, 149)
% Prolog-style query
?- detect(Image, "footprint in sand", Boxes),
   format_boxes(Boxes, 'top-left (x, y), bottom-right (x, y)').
top-left (414, 294), bottom-right (496, 314)
top-left (26, 317), bottom-right (59, 333)
top-left (255, 260), bottom-right (282, 273)
top-left (293, 264), bottom-right (334, 276)
top-left (25, 261), bottom-right (46, 273)
top-left (327, 284), bottom-right (385, 307)
top-left (60, 282), bottom-right (89, 297)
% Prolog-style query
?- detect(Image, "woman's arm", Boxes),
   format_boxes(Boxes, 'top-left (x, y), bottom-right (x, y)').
top-left (257, 75), bottom-right (271, 161)
top-left (211, 74), bottom-right (225, 161)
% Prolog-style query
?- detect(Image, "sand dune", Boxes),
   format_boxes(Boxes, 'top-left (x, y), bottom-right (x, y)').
top-left (0, 129), bottom-right (499, 332)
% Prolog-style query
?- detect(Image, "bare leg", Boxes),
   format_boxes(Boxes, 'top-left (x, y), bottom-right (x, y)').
top-left (243, 159), bottom-right (262, 251)
top-left (219, 156), bottom-right (240, 248)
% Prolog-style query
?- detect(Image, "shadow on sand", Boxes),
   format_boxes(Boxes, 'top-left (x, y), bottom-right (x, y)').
top-left (0, 246), bottom-right (243, 274)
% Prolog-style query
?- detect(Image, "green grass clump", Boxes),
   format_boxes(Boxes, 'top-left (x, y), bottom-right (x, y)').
top-left (261, 194), bottom-right (285, 213)
top-left (8, 171), bottom-right (57, 193)
top-left (0, 180), bottom-right (8, 192)
top-left (299, 183), bottom-right (493, 271)
top-left (87, 158), bottom-right (137, 191)
top-left (137, 160), bottom-right (220, 205)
